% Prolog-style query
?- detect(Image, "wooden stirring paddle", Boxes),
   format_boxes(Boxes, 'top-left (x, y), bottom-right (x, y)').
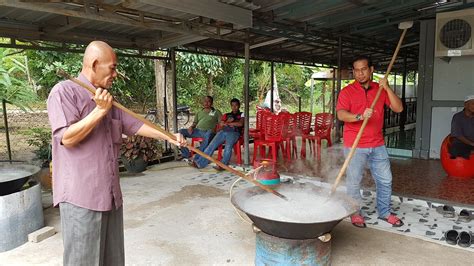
top-left (56, 69), bottom-right (288, 201)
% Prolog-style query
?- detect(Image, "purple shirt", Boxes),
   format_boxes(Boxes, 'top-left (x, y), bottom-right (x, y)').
top-left (47, 74), bottom-right (143, 211)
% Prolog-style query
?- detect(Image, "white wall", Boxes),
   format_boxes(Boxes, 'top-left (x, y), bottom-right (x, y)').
top-left (433, 57), bottom-right (474, 100)
top-left (429, 107), bottom-right (464, 158)
top-left (429, 56), bottom-right (473, 158)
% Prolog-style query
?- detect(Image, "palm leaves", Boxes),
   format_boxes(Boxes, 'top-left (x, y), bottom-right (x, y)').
top-left (0, 48), bottom-right (37, 112)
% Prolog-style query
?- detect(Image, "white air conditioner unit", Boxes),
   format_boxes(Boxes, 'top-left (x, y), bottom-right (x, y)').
top-left (435, 8), bottom-right (474, 57)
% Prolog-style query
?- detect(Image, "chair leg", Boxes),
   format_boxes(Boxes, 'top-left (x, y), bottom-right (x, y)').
top-left (235, 142), bottom-right (242, 165)
top-left (301, 137), bottom-right (307, 158)
top-left (271, 143), bottom-right (277, 162)
top-left (291, 137), bottom-right (297, 159)
top-left (317, 139), bottom-right (322, 162)
top-left (252, 143), bottom-right (258, 164)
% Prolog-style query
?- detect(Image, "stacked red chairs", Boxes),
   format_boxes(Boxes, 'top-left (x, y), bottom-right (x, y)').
top-left (250, 108), bottom-right (271, 140)
top-left (294, 112), bottom-right (312, 137)
top-left (301, 113), bottom-right (334, 161)
top-left (217, 136), bottom-right (243, 165)
top-left (279, 112), bottom-right (297, 159)
top-left (252, 114), bottom-right (287, 164)
top-left (293, 112), bottom-right (312, 157)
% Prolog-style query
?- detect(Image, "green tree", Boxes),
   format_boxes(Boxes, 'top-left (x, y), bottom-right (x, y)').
top-left (0, 48), bottom-right (37, 111)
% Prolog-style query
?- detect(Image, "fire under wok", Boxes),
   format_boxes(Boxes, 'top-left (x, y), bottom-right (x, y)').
top-left (0, 162), bottom-right (40, 196)
top-left (231, 182), bottom-right (359, 239)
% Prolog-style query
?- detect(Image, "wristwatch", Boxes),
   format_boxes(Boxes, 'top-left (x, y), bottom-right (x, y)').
top-left (355, 114), bottom-right (362, 121)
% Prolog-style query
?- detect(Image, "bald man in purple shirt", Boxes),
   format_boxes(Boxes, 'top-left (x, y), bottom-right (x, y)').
top-left (47, 41), bottom-right (185, 265)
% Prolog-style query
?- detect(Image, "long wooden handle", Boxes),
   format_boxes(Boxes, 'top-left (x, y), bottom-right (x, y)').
top-left (56, 69), bottom-right (287, 200)
top-left (331, 28), bottom-right (408, 194)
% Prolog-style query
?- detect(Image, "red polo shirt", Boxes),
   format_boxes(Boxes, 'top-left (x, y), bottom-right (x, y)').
top-left (336, 81), bottom-right (391, 148)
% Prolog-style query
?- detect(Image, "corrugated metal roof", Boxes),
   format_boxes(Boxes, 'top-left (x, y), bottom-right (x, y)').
top-left (0, 0), bottom-right (470, 70)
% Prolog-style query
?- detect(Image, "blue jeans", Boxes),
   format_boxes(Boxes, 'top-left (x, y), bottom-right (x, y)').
top-left (344, 145), bottom-right (392, 218)
top-left (178, 128), bottom-right (214, 158)
top-left (194, 131), bottom-right (240, 168)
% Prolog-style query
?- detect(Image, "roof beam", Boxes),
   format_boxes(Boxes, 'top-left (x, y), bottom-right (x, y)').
top-left (50, 18), bottom-right (87, 34)
top-left (134, 0), bottom-right (252, 28)
top-left (0, 0), bottom-right (243, 43)
top-left (250, 37), bottom-right (287, 49)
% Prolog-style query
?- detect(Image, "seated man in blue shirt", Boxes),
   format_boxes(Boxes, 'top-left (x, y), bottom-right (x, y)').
top-left (192, 98), bottom-right (244, 170)
top-left (449, 95), bottom-right (474, 159)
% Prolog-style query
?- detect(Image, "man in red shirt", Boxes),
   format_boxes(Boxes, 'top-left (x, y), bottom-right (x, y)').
top-left (336, 55), bottom-right (404, 228)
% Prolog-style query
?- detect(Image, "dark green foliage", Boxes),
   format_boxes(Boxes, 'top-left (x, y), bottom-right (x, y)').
top-left (25, 127), bottom-right (52, 163)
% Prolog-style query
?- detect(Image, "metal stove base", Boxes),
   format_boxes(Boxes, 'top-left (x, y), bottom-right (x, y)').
top-left (255, 231), bottom-right (331, 266)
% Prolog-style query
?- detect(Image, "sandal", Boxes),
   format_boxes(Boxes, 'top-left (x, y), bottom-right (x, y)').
top-left (458, 231), bottom-right (472, 248)
top-left (213, 165), bottom-right (224, 172)
top-left (458, 209), bottom-right (473, 223)
top-left (379, 214), bottom-right (404, 227)
top-left (188, 160), bottom-right (198, 168)
top-left (436, 205), bottom-right (455, 218)
top-left (350, 214), bottom-right (366, 228)
top-left (445, 230), bottom-right (459, 245)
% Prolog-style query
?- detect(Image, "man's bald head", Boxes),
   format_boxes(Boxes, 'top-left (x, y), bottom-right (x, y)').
top-left (81, 41), bottom-right (118, 89)
top-left (82, 41), bottom-right (115, 69)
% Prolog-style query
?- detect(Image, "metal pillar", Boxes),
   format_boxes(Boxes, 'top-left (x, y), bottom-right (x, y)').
top-left (331, 68), bottom-right (336, 116)
top-left (414, 19), bottom-right (436, 159)
top-left (335, 37), bottom-right (343, 143)
top-left (310, 78), bottom-right (315, 114)
top-left (400, 55), bottom-right (407, 132)
top-left (2, 99), bottom-right (12, 161)
top-left (270, 61), bottom-right (274, 113)
top-left (243, 43), bottom-right (250, 166)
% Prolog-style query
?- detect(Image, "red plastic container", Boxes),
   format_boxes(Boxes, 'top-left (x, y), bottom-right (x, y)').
top-left (440, 135), bottom-right (474, 179)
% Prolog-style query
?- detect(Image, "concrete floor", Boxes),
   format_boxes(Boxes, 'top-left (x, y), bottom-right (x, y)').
top-left (0, 162), bottom-right (471, 265)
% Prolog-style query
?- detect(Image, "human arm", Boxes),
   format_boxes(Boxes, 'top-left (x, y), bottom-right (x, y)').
top-left (188, 111), bottom-right (200, 134)
top-left (61, 88), bottom-right (112, 147)
top-left (136, 124), bottom-right (186, 147)
top-left (451, 114), bottom-right (474, 146)
top-left (456, 136), bottom-right (474, 147)
top-left (379, 78), bottom-right (403, 113)
top-left (337, 109), bottom-right (373, 123)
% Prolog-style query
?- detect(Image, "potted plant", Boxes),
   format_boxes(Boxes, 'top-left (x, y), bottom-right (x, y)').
top-left (26, 127), bottom-right (53, 189)
top-left (120, 135), bottom-right (163, 173)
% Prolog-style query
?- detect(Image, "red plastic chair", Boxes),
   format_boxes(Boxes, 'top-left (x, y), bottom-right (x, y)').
top-left (292, 112), bottom-right (312, 158)
top-left (252, 114), bottom-right (287, 164)
top-left (190, 125), bottom-right (218, 156)
top-left (294, 112), bottom-right (312, 136)
top-left (217, 136), bottom-right (243, 165)
top-left (440, 135), bottom-right (474, 178)
top-left (279, 112), bottom-right (297, 159)
top-left (301, 113), bottom-right (334, 161)
top-left (250, 109), bottom-right (271, 140)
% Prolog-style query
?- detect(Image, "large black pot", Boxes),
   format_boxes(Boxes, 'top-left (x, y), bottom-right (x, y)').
top-left (231, 182), bottom-right (359, 239)
top-left (122, 157), bottom-right (147, 173)
top-left (0, 162), bottom-right (40, 196)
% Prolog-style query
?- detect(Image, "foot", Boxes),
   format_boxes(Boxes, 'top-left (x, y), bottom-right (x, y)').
top-left (380, 214), bottom-right (404, 227)
top-left (350, 214), bottom-right (366, 228)
top-left (188, 160), bottom-right (198, 168)
top-left (213, 165), bottom-right (224, 172)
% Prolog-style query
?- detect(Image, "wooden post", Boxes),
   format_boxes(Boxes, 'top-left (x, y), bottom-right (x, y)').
top-left (154, 59), bottom-right (166, 125)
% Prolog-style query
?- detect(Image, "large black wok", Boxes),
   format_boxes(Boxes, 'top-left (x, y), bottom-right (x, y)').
top-left (231, 182), bottom-right (359, 239)
top-left (0, 162), bottom-right (40, 196)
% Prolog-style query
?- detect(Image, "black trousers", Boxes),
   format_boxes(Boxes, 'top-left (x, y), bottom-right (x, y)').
top-left (449, 140), bottom-right (474, 159)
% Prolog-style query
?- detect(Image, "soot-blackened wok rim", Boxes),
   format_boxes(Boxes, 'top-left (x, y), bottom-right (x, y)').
top-left (231, 182), bottom-right (359, 225)
top-left (0, 162), bottom-right (41, 183)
